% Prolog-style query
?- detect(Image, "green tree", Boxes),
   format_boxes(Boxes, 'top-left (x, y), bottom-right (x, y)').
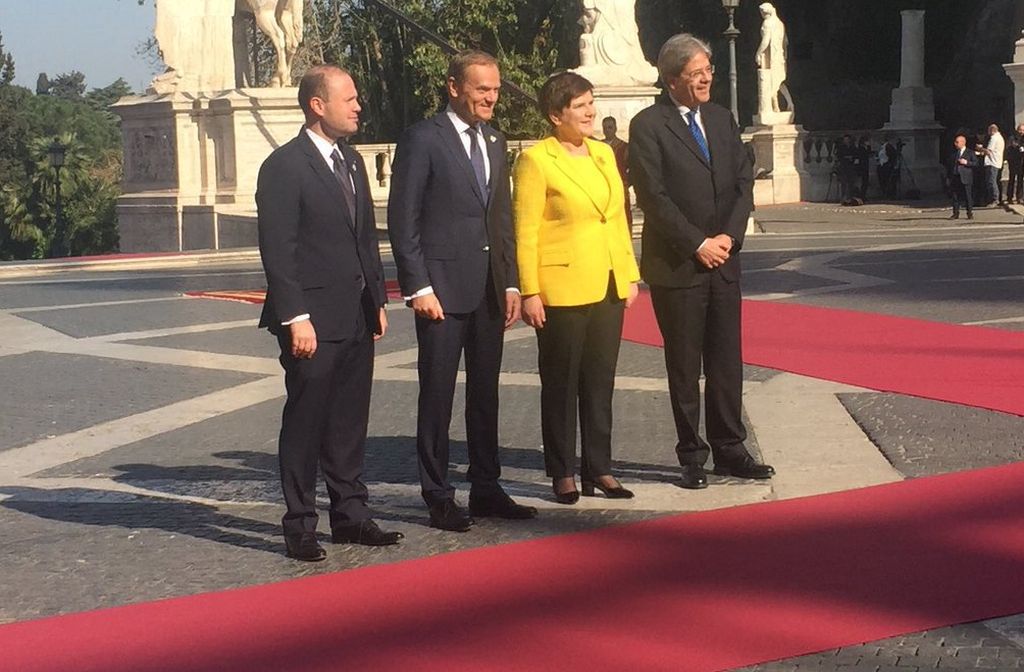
top-left (49, 70), bottom-right (87, 100)
top-left (0, 31), bottom-right (13, 85)
top-left (85, 77), bottom-right (133, 112)
top-left (301, 0), bottom-right (576, 141)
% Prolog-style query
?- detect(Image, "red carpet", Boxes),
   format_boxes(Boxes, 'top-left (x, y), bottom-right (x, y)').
top-left (622, 292), bottom-right (1024, 417)
top-left (4, 462), bottom-right (1024, 671)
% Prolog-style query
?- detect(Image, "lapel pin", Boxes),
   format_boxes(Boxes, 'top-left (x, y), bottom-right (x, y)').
top-left (489, 135), bottom-right (497, 143)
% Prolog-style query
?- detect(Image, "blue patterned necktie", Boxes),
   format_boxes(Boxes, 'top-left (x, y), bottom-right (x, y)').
top-left (687, 110), bottom-right (711, 163)
top-left (466, 127), bottom-right (489, 199)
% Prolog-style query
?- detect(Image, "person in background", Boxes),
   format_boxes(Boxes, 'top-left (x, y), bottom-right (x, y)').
top-left (856, 136), bottom-right (871, 200)
top-left (1006, 123), bottom-right (1024, 205)
top-left (602, 115), bottom-right (633, 230)
top-left (514, 73), bottom-right (641, 504)
top-left (982, 124), bottom-right (1005, 206)
top-left (835, 134), bottom-right (858, 205)
top-left (948, 133), bottom-right (976, 220)
top-left (876, 137), bottom-right (896, 199)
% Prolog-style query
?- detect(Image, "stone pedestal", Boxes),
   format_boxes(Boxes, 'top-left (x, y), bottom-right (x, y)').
top-left (112, 89), bottom-right (304, 252)
top-left (753, 110), bottom-right (794, 127)
top-left (879, 125), bottom-right (945, 196)
top-left (1004, 32), bottom-right (1024, 127)
top-left (591, 86), bottom-right (660, 142)
top-left (744, 124), bottom-right (808, 205)
top-left (881, 9), bottom-right (944, 197)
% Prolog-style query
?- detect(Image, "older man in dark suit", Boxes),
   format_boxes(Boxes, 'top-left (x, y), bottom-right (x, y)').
top-left (947, 133), bottom-right (977, 220)
top-left (629, 33), bottom-right (775, 490)
top-left (257, 65), bottom-right (403, 561)
top-left (388, 50), bottom-right (536, 531)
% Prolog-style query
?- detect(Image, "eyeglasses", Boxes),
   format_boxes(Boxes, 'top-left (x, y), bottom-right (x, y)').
top-left (682, 64), bottom-right (715, 80)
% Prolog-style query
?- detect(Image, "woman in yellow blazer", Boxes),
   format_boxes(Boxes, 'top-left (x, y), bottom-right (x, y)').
top-left (513, 72), bottom-right (641, 504)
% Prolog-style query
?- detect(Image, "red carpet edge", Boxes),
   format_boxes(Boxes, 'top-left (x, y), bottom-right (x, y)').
top-left (3, 462), bottom-right (1024, 671)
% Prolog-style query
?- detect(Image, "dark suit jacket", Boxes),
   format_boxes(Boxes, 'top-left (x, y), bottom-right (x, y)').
top-left (628, 99), bottom-right (753, 288)
top-left (387, 112), bottom-right (517, 314)
top-left (256, 130), bottom-right (386, 340)
top-left (947, 147), bottom-right (977, 184)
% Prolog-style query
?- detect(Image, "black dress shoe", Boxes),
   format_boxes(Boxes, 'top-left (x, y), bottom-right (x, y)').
top-left (331, 519), bottom-right (404, 546)
top-left (713, 454), bottom-right (776, 480)
top-left (285, 532), bottom-right (327, 562)
top-left (469, 492), bottom-right (538, 519)
top-left (428, 499), bottom-right (474, 532)
top-left (679, 464), bottom-right (708, 490)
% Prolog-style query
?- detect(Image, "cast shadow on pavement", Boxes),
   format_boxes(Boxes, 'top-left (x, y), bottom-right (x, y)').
top-left (0, 486), bottom-right (283, 555)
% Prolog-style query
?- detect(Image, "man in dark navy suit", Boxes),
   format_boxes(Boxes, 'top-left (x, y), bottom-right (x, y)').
top-left (388, 51), bottom-right (536, 531)
top-left (947, 133), bottom-right (976, 220)
top-left (257, 65), bottom-right (403, 561)
top-left (630, 33), bottom-right (775, 490)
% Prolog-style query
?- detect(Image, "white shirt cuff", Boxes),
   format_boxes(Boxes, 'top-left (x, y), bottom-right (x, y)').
top-left (505, 287), bottom-right (520, 294)
top-left (696, 239), bottom-right (708, 253)
top-left (281, 314), bottom-right (310, 326)
top-left (404, 286), bottom-right (434, 301)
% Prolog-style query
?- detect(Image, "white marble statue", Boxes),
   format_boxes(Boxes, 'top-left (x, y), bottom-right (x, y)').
top-left (151, 0), bottom-right (237, 94)
top-left (755, 2), bottom-right (794, 120)
top-left (151, 0), bottom-right (303, 94)
top-left (575, 0), bottom-right (658, 87)
top-left (236, 0), bottom-right (304, 88)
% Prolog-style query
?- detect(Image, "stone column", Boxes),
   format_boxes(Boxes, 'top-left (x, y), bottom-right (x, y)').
top-left (1004, 31), bottom-right (1024, 128)
top-left (899, 10), bottom-right (925, 88)
top-left (882, 9), bottom-right (944, 197)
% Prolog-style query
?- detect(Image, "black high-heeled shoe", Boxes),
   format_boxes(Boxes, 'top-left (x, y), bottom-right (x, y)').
top-left (552, 479), bottom-right (580, 505)
top-left (555, 489), bottom-right (580, 504)
top-left (581, 478), bottom-right (634, 499)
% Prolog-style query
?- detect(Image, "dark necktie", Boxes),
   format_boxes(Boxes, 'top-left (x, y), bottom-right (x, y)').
top-left (687, 110), bottom-right (711, 163)
top-left (330, 148), bottom-right (357, 225)
top-left (466, 127), bottom-right (489, 199)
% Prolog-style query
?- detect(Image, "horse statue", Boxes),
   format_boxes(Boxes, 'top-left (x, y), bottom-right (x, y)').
top-left (236, 0), bottom-right (304, 87)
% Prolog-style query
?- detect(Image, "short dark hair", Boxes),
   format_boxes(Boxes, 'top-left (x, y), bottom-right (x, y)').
top-left (298, 65), bottom-right (348, 115)
top-left (537, 72), bottom-right (593, 124)
top-left (447, 50), bottom-right (499, 85)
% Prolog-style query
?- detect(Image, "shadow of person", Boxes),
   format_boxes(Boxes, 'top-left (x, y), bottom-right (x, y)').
top-left (0, 486), bottom-right (283, 555)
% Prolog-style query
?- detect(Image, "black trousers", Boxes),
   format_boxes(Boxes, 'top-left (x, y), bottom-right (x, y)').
top-left (1008, 161), bottom-right (1023, 201)
top-left (276, 313), bottom-right (374, 540)
top-left (536, 276), bottom-right (625, 479)
top-left (650, 273), bottom-right (747, 467)
top-left (415, 283), bottom-right (505, 505)
top-left (951, 177), bottom-right (973, 217)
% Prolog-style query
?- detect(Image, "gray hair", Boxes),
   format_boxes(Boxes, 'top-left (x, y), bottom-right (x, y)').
top-left (657, 33), bottom-right (712, 85)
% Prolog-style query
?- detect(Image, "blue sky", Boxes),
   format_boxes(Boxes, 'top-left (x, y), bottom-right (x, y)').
top-left (0, 0), bottom-right (158, 93)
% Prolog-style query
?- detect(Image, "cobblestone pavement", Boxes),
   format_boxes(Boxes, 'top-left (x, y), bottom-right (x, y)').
top-left (1, 203), bottom-right (1023, 669)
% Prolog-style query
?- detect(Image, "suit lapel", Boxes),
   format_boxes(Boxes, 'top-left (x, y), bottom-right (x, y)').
top-left (663, 104), bottom-right (711, 170)
top-left (589, 139), bottom-right (619, 217)
top-left (547, 137), bottom-right (609, 216)
top-left (434, 114), bottom-right (487, 206)
top-left (299, 131), bottom-right (358, 237)
top-left (483, 123), bottom-right (504, 198)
